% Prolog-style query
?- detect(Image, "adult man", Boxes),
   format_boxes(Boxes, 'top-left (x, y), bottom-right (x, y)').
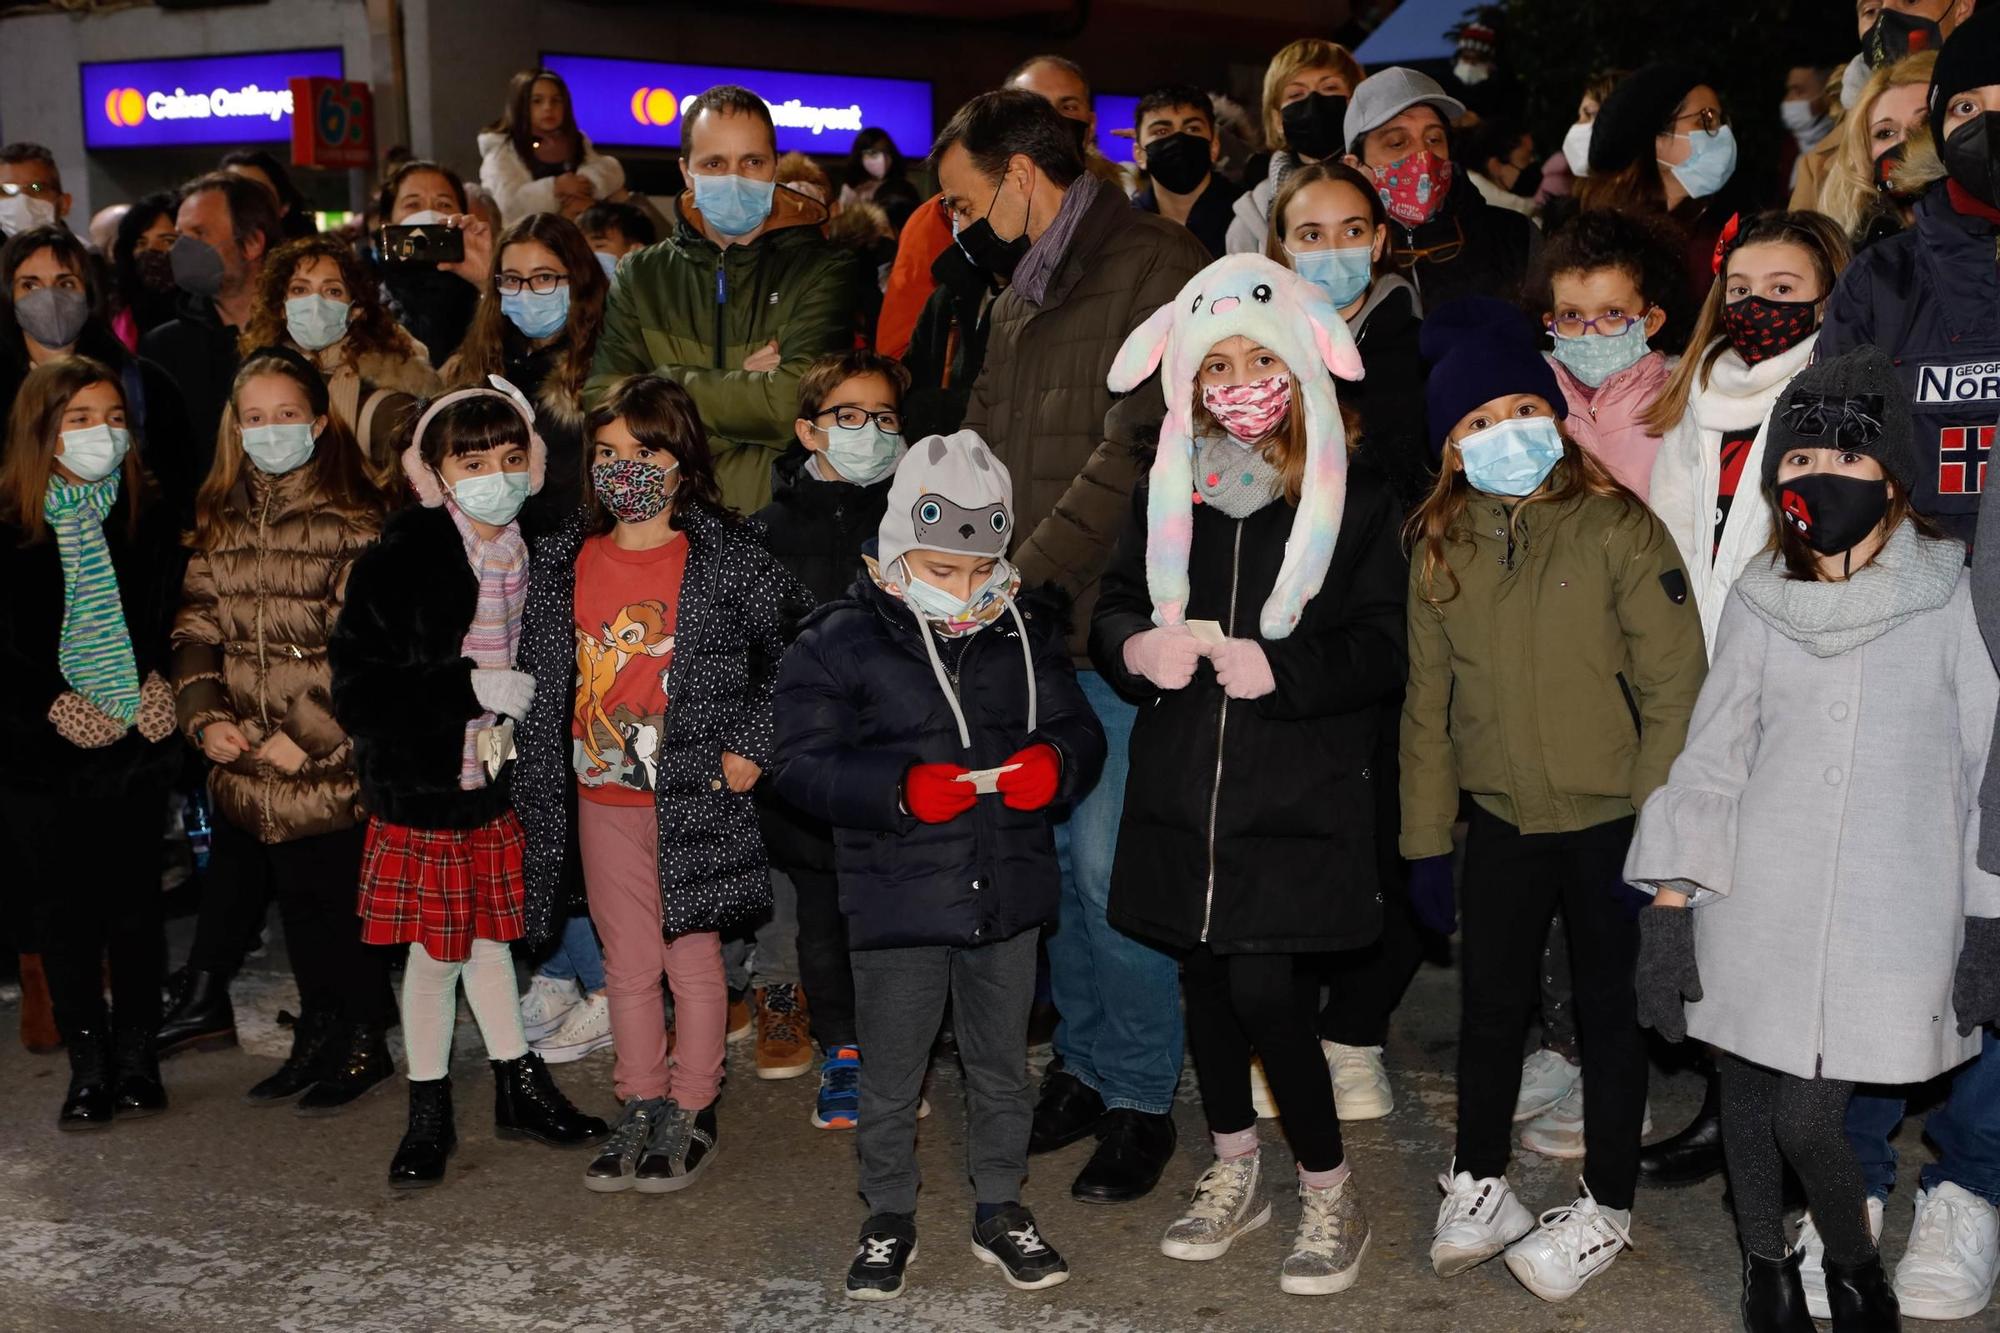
top-left (933, 88), bottom-right (1208, 1205)
top-left (139, 173), bottom-right (280, 473)
top-left (0, 143), bottom-right (71, 237)
top-left (1131, 85), bottom-right (1245, 258)
top-left (1006, 55), bottom-right (1128, 189)
top-left (589, 85), bottom-right (859, 513)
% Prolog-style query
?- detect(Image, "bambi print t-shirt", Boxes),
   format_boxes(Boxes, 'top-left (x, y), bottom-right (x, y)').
top-left (571, 531), bottom-right (687, 806)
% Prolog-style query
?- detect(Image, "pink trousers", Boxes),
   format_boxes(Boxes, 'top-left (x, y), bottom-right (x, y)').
top-left (576, 800), bottom-right (724, 1108)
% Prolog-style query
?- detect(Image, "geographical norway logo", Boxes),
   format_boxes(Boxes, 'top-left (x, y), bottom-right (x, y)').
top-left (1939, 424), bottom-right (1992, 495)
top-left (1918, 361), bottom-right (2000, 404)
top-left (105, 83), bottom-right (297, 126)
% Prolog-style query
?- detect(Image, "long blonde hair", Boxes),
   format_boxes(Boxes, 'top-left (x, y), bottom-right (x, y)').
top-left (1817, 52), bottom-right (1936, 240)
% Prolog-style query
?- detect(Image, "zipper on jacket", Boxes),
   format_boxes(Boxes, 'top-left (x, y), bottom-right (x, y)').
top-left (1200, 522), bottom-right (1245, 943)
top-left (713, 259), bottom-right (727, 371)
top-left (254, 484), bottom-right (275, 841)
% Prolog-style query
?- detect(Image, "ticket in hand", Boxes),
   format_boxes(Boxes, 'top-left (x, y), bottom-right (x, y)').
top-left (954, 763), bottom-right (1023, 794)
top-left (1186, 619), bottom-right (1226, 648)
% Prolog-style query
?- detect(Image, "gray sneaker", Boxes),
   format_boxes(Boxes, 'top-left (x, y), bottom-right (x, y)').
top-left (583, 1096), bottom-right (666, 1192)
top-left (1161, 1152), bottom-right (1272, 1261)
top-left (635, 1100), bottom-right (719, 1193)
top-left (1281, 1176), bottom-right (1371, 1295)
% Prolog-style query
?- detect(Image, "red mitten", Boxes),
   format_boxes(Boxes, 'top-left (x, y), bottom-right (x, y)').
top-left (995, 743), bottom-right (1061, 811)
top-left (903, 762), bottom-right (977, 824)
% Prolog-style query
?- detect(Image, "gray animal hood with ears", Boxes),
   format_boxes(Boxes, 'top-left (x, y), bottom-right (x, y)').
top-left (877, 429), bottom-right (1017, 573)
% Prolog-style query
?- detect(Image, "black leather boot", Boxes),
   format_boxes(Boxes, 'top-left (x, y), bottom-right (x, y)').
top-left (112, 1021), bottom-right (168, 1118)
top-left (244, 1006), bottom-right (338, 1105)
top-left (1029, 1066), bottom-right (1106, 1154)
top-left (155, 969), bottom-right (237, 1057)
top-left (58, 1028), bottom-right (115, 1131)
top-left (1741, 1248), bottom-right (1814, 1333)
top-left (295, 1023), bottom-right (394, 1116)
top-left (493, 1050), bottom-right (609, 1146)
top-left (1071, 1107), bottom-right (1178, 1204)
top-left (1639, 1065), bottom-right (1723, 1187)
top-left (1824, 1255), bottom-right (1901, 1332)
top-left (388, 1077), bottom-right (456, 1189)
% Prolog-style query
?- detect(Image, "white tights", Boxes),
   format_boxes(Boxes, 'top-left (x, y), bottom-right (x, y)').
top-left (401, 939), bottom-right (528, 1081)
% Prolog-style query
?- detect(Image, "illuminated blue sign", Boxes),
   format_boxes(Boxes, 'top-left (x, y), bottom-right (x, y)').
top-left (82, 49), bottom-right (344, 150)
top-left (1093, 94), bottom-right (1141, 164)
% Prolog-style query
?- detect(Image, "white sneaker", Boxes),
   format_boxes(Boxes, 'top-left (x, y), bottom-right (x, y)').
top-left (1798, 1196), bottom-right (1885, 1320)
top-left (1894, 1181), bottom-right (2000, 1321)
top-left (1323, 1041), bottom-right (1393, 1121)
top-left (1502, 1183), bottom-right (1632, 1302)
top-left (1431, 1166), bottom-right (1535, 1277)
top-left (1160, 1152), bottom-right (1272, 1261)
top-left (1249, 1057), bottom-right (1278, 1119)
top-left (533, 993), bottom-right (613, 1064)
top-left (1513, 1048), bottom-right (1582, 1122)
top-left (520, 974), bottom-right (581, 1043)
top-left (1519, 1084), bottom-right (1653, 1160)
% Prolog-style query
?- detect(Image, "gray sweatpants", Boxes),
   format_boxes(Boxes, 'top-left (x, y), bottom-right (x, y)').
top-left (850, 929), bottom-right (1038, 1216)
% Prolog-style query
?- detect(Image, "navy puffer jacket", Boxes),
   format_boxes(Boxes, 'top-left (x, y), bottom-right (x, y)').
top-left (771, 577), bottom-right (1106, 950)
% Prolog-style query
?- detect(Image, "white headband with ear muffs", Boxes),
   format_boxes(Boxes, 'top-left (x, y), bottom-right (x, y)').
top-left (399, 374), bottom-right (549, 507)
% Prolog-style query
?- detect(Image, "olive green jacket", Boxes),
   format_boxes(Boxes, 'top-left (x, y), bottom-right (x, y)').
top-left (1399, 489), bottom-right (1708, 858)
top-left (588, 189), bottom-right (860, 513)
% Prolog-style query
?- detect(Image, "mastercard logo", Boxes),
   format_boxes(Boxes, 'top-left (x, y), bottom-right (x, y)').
top-left (103, 87), bottom-right (147, 128)
top-left (629, 86), bottom-right (680, 128)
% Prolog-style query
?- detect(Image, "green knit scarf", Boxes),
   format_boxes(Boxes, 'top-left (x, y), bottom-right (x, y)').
top-left (44, 475), bottom-right (140, 723)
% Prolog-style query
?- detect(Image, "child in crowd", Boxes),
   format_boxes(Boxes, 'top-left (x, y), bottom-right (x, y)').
top-left (0, 357), bottom-right (183, 1129)
top-left (1536, 208), bottom-right (1682, 499)
top-left (172, 349), bottom-right (398, 1113)
top-left (749, 348), bottom-right (912, 1123)
top-left (1093, 255), bottom-right (1408, 1295)
top-left (331, 379), bottom-right (608, 1188)
top-left (512, 373), bottom-right (801, 1195)
top-left (1627, 347), bottom-right (2000, 1333)
top-left (1401, 299), bottom-right (1706, 1303)
top-left (772, 430), bottom-right (1106, 1301)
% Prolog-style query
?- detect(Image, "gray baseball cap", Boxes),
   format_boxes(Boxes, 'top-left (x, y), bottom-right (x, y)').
top-left (1342, 67), bottom-right (1468, 153)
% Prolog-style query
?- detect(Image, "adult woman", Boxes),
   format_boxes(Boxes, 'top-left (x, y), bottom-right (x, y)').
top-left (1815, 51), bottom-right (1936, 249)
top-left (478, 68), bottom-right (625, 226)
top-left (838, 127), bottom-right (921, 233)
top-left (221, 150), bottom-right (318, 241)
top-left (443, 212), bottom-right (608, 536)
top-left (1538, 73), bottom-right (1621, 205)
top-left (0, 357), bottom-right (186, 1130)
top-left (1226, 38), bottom-right (1365, 255)
top-left (108, 192), bottom-right (180, 352)
top-left (242, 235), bottom-right (440, 477)
top-left (374, 159), bottom-right (486, 368)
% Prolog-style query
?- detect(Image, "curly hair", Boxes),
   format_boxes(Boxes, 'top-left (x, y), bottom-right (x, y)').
top-left (240, 235), bottom-right (411, 361)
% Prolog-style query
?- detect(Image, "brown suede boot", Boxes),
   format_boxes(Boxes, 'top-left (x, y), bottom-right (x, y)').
top-left (19, 954), bottom-right (62, 1054)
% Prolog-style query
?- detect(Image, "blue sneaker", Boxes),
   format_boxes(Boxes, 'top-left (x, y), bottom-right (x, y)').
top-left (813, 1047), bottom-right (861, 1130)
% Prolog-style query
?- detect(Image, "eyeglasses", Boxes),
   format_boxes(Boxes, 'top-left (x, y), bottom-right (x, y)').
top-left (1666, 107), bottom-right (1728, 136)
top-left (496, 272), bottom-right (568, 295)
top-left (1547, 308), bottom-right (1653, 339)
top-left (0, 181), bottom-right (56, 198)
top-left (1389, 218), bottom-right (1465, 269)
top-left (815, 405), bottom-right (902, 433)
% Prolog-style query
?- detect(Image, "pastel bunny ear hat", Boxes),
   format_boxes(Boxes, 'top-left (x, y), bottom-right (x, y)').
top-left (1108, 253), bottom-right (1363, 639)
top-left (399, 375), bottom-right (549, 507)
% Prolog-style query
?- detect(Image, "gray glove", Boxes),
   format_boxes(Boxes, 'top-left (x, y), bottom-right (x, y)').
top-left (1954, 916), bottom-right (2000, 1037)
top-left (1635, 906), bottom-right (1702, 1042)
top-left (471, 668), bottom-right (536, 720)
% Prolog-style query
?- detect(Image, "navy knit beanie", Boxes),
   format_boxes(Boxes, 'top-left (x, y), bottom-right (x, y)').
top-left (1421, 297), bottom-right (1567, 455)
top-left (1589, 64), bottom-right (1702, 175)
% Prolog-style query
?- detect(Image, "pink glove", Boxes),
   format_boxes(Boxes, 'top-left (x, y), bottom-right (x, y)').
top-left (1210, 637), bottom-right (1276, 700)
top-left (1122, 625), bottom-right (1205, 690)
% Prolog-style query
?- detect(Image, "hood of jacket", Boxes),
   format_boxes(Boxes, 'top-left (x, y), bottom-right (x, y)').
top-left (1348, 272), bottom-right (1421, 333)
top-left (671, 182), bottom-right (831, 251)
top-left (1735, 522), bottom-right (1964, 657)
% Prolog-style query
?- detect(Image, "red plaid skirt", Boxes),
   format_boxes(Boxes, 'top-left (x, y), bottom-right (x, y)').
top-left (357, 811), bottom-right (526, 963)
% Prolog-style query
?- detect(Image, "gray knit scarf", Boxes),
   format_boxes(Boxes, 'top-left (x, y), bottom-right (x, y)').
top-left (1194, 433), bottom-right (1283, 519)
top-left (1013, 174), bottom-right (1107, 307)
top-left (1734, 523), bottom-right (1964, 658)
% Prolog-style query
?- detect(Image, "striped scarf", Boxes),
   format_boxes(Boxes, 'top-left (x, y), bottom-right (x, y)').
top-left (448, 501), bottom-right (529, 789)
top-left (44, 475), bottom-right (140, 724)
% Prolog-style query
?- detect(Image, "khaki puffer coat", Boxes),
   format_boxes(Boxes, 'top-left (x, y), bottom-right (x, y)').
top-left (172, 465), bottom-right (381, 843)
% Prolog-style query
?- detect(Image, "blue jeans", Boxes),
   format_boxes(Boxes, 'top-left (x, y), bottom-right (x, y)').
top-left (1048, 670), bottom-right (1182, 1115)
top-left (1847, 1029), bottom-right (2000, 1206)
top-left (537, 914), bottom-right (607, 993)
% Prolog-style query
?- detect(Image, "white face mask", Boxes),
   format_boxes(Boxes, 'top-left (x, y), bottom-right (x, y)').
top-left (1454, 59), bottom-right (1492, 87)
top-left (819, 420), bottom-right (904, 485)
top-left (241, 422), bottom-right (319, 475)
top-left (0, 190), bottom-right (56, 237)
top-left (1563, 121), bottom-right (1595, 177)
top-left (57, 424), bottom-right (131, 482)
top-left (862, 151), bottom-right (890, 180)
top-left (398, 209), bottom-right (449, 227)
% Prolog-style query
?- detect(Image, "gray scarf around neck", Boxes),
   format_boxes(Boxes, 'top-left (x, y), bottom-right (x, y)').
top-left (1734, 523), bottom-right (1964, 658)
top-left (1013, 173), bottom-right (1106, 306)
top-left (1194, 433), bottom-right (1283, 519)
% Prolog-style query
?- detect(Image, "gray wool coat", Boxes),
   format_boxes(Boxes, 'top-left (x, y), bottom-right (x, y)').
top-left (1625, 532), bottom-right (2000, 1083)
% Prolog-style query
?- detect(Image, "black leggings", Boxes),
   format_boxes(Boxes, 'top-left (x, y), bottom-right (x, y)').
top-left (1718, 1052), bottom-right (1875, 1264)
top-left (1184, 945), bottom-right (1344, 1173)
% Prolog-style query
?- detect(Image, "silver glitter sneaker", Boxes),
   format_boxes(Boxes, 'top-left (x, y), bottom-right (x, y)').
top-left (1281, 1176), bottom-right (1371, 1295)
top-left (1160, 1152), bottom-right (1273, 1261)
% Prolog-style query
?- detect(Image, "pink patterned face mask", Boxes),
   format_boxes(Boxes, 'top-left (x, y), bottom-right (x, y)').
top-left (1201, 372), bottom-right (1292, 442)
top-left (1371, 150), bottom-right (1453, 228)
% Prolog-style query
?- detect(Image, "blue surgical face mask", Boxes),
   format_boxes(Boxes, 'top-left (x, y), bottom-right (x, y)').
top-left (1550, 321), bottom-right (1652, 388)
top-left (1456, 416), bottom-right (1566, 497)
top-left (284, 294), bottom-right (351, 351)
top-left (692, 172), bottom-right (777, 237)
top-left (819, 421), bottom-right (904, 485)
top-left (500, 285), bottom-right (569, 340)
top-left (451, 469), bottom-right (532, 526)
top-left (593, 249), bottom-right (620, 281)
top-left (899, 557), bottom-right (1012, 623)
top-left (1285, 244), bottom-right (1374, 309)
top-left (58, 424), bottom-right (132, 483)
top-left (240, 422), bottom-right (319, 475)
top-left (1664, 125), bottom-right (1738, 199)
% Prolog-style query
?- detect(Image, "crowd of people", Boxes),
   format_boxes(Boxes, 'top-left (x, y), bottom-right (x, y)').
top-left (8, 5), bottom-right (2000, 1325)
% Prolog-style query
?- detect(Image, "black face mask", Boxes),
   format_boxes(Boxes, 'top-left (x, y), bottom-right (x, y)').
top-left (1776, 472), bottom-right (1891, 559)
top-left (1509, 157), bottom-right (1545, 199)
top-left (1062, 115), bottom-right (1092, 158)
top-left (1943, 112), bottom-right (2000, 207)
top-left (1863, 9), bottom-right (1944, 68)
top-left (136, 249), bottom-right (177, 294)
top-left (1142, 132), bottom-right (1212, 195)
top-left (1281, 92), bottom-right (1349, 161)
top-left (955, 176), bottom-right (1032, 281)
